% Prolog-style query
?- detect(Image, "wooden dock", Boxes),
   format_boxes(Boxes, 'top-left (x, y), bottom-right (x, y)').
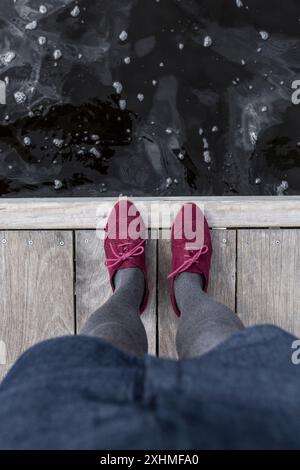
top-left (0, 197), bottom-right (300, 379)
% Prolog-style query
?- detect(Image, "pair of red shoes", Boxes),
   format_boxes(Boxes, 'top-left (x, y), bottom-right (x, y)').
top-left (104, 201), bottom-right (212, 316)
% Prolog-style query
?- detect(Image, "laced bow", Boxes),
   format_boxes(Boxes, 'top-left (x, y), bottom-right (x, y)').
top-left (168, 244), bottom-right (209, 279)
top-left (105, 240), bottom-right (145, 269)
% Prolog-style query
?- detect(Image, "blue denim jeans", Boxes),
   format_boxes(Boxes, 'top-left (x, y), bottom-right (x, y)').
top-left (0, 325), bottom-right (299, 449)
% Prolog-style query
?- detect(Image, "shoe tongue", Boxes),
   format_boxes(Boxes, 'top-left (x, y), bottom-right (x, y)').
top-left (185, 242), bottom-right (203, 251)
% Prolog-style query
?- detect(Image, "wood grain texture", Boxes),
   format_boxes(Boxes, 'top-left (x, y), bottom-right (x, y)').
top-left (208, 230), bottom-right (237, 311)
top-left (237, 229), bottom-right (300, 336)
top-left (158, 229), bottom-right (237, 359)
top-left (0, 231), bottom-right (74, 379)
top-left (75, 230), bottom-right (157, 355)
top-left (0, 197), bottom-right (299, 229)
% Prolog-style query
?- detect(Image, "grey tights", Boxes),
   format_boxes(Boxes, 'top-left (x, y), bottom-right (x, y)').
top-left (81, 269), bottom-right (148, 356)
top-left (81, 269), bottom-right (244, 359)
top-left (174, 272), bottom-right (244, 358)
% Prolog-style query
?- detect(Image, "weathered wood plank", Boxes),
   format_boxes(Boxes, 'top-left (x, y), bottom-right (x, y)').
top-left (75, 230), bottom-right (157, 355)
top-left (208, 230), bottom-right (237, 312)
top-left (0, 231), bottom-right (74, 380)
top-left (0, 197), bottom-right (299, 229)
top-left (158, 229), bottom-right (237, 358)
top-left (157, 239), bottom-right (178, 359)
top-left (237, 229), bottom-right (300, 336)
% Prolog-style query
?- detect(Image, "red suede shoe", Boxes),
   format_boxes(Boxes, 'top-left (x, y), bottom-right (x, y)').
top-left (168, 203), bottom-right (212, 316)
top-left (104, 200), bottom-right (149, 313)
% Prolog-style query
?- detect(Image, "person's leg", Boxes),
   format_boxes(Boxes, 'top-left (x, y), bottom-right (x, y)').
top-left (175, 272), bottom-right (244, 359)
top-left (81, 268), bottom-right (148, 356)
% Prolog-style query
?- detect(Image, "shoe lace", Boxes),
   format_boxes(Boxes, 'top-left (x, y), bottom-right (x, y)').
top-left (105, 240), bottom-right (145, 269)
top-left (168, 244), bottom-right (209, 279)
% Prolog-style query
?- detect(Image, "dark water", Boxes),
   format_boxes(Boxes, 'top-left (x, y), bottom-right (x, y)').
top-left (0, 0), bottom-right (299, 197)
